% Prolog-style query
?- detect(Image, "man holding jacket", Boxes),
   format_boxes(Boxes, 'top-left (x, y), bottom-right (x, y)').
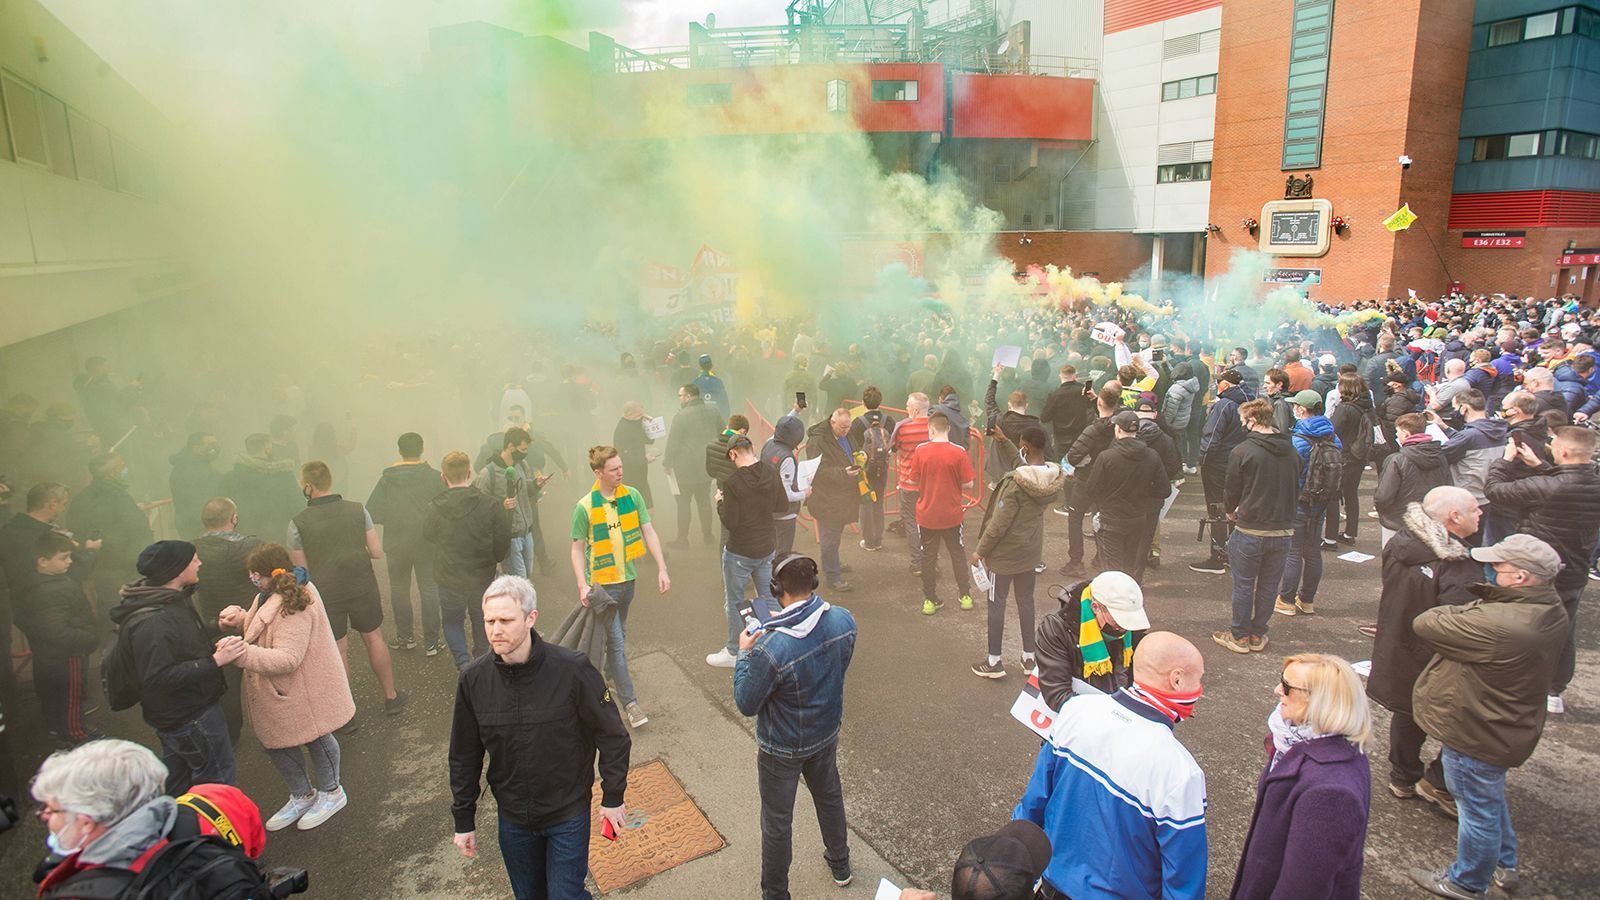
top-left (450, 574), bottom-right (631, 900)
top-left (426, 451), bottom-right (513, 669)
top-left (1408, 535), bottom-right (1569, 900)
top-left (1212, 399), bottom-right (1298, 654)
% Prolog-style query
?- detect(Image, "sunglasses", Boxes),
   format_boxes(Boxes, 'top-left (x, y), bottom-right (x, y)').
top-left (1280, 676), bottom-right (1307, 695)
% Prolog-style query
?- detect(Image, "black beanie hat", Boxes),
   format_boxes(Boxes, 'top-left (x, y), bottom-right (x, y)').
top-left (137, 540), bottom-right (197, 585)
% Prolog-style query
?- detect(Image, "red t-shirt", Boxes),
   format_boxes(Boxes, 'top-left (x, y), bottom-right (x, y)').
top-left (892, 417), bottom-right (931, 488)
top-left (910, 440), bottom-right (975, 530)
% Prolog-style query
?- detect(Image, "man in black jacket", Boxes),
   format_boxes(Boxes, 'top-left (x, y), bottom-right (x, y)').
top-left (1082, 412), bottom-right (1169, 583)
top-left (16, 532), bottom-right (102, 744)
top-left (450, 574), bottom-right (630, 900)
top-left (216, 433), bottom-right (300, 547)
top-left (1212, 399), bottom-right (1298, 654)
top-left (1485, 425), bottom-right (1600, 715)
top-left (1373, 413), bottom-right (1453, 545)
top-left (111, 540), bottom-right (241, 793)
top-left (665, 385), bottom-right (723, 546)
top-left (1061, 382), bottom-right (1123, 577)
top-left (65, 453), bottom-right (153, 622)
top-left (192, 498), bottom-right (261, 745)
top-left (167, 432), bottom-right (221, 538)
top-left (425, 450), bottom-right (513, 670)
top-left (367, 432), bottom-right (445, 654)
top-left (707, 435), bottom-right (786, 669)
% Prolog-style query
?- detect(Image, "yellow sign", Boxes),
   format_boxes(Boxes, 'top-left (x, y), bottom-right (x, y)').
top-left (1383, 203), bottom-right (1418, 232)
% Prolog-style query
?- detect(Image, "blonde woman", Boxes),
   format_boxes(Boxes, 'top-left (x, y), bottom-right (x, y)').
top-left (1229, 654), bottom-right (1372, 900)
top-left (218, 542), bottom-right (356, 832)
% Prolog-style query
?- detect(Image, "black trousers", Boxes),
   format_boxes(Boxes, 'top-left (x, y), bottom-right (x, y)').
top-left (1389, 707), bottom-right (1447, 792)
top-left (1553, 568), bottom-right (1586, 694)
top-left (1201, 459), bottom-right (1230, 555)
top-left (759, 743), bottom-right (849, 900)
top-left (1096, 513), bottom-right (1153, 583)
top-left (33, 655), bottom-right (92, 742)
top-left (1324, 459), bottom-right (1363, 539)
top-left (919, 525), bottom-right (971, 602)
top-left (675, 483), bottom-right (714, 542)
top-left (1063, 478), bottom-right (1085, 563)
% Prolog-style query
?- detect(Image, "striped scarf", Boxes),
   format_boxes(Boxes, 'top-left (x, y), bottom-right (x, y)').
top-left (853, 450), bottom-right (875, 502)
top-left (585, 483), bottom-right (644, 584)
top-left (1078, 589), bottom-right (1132, 678)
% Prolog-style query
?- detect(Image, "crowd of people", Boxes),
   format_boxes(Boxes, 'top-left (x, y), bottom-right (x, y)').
top-left (0, 285), bottom-right (1595, 899)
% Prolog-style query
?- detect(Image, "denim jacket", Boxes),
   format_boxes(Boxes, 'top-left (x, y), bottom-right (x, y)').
top-left (733, 596), bottom-right (856, 758)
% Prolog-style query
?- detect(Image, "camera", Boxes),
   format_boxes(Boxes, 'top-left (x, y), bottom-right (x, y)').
top-left (1398, 154), bottom-right (1413, 170)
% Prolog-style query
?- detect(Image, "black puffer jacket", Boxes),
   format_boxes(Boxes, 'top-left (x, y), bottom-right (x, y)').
top-left (14, 572), bottom-right (98, 658)
top-left (705, 431), bottom-right (738, 486)
top-left (1373, 439), bottom-right (1453, 531)
top-left (109, 582), bottom-right (226, 730)
top-left (1485, 459), bottom-right (1600, 574)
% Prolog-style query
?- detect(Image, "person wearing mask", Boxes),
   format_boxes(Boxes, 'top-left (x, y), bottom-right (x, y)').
top-left (761, 410), bottom-right (810, 557)
top-left (888, 394), bottom-right (931, 574)
top-left (663, 384), bottom-right (722, 548)
top-left (424, 451), bottom-right (512, 669)
top-left (65, 452), bottom-right (153, 620)
top-left (805, 409), bottom-right (862, 594)
top-left (366, 432), bottom-right (445, 654)
top-left (1034, 571), bottom-right (1150, 705)
top-left (1374, 413), bottom-right (1453, 546)
top-left (218, 433), bottom-right (300, 545)
top-left (706, 435), bottom-right (785, 668)
top-left (1013, 632), bottom-right (1207, 900)
top-left (15, 532), bottom-right (102, 744)
top-left (1275, 391), bottom-right (1343, 617)
top-left (449, 575), bottom-right (631, 900)
top-left (970, 426), bottom-right (1066, 678)
top-left (474, 427), bottom-right (542, 579)
top-left (1212, 398), bottom-right (1299, 654)
top-left (614, 402), bottom-right (658, 510)
top-left (1408, 535), bottom-right (1569, 900)
top-left (733, 553), bottom-right (859, 898)
top-left (1082, 412), bottom-right (1169, 583)
top-left (1368, 486), bottom-right (1481, 813)
top-left (1229, 654), bottom-right (1373, 900)
top-left (848, 390), bottom-right (896, 553)
top-left (1376, 371), bottom-right (1422, 470)
top-left (1191, 369), bottom-right (1255, 574)
top-left (569, 445), bottom-right (672, 730)
top-left (290, 461), bottom-right (406, 719)
top-left (192, 498), bottom-right (262, 744)
top-left (1484, 425), bottom-right (1600, 715)
top-left (110, 540), bottom-right (238, 793)
top-left (909, 412), bottom-right (976, 616)
top-left (1062, 382), bottom-right (1123, 577)
top-left (218, 543), bottom-right (354, 832)
top-left (1310, 353), bottom-right (1340, 402)
top-left (1326, 373), bottom-right (1376, 545)
top-left (168, 433), bottom-right (221, 538)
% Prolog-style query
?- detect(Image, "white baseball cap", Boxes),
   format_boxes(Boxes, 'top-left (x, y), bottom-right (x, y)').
top-left (1088, 571), bottom-right (1149, 631)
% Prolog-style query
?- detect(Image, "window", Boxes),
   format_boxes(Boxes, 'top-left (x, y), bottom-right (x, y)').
top-left (871, 80), bottom-right (918, 101)
top-left (1281, 0), bottom-right (1334, 170)
top-left (992, 164), bottom-right (1010, 183)
top-left (1507, 133), bottom-right (1541, 156)
top-left (1523, 11), bottom-right (1560, 38)
top-left (686, 82), bottom-right (732, 106)
top-left (1554, 130), bottom-right (1600, 159)
top-left (1, 72), bottom-right (48, 167)
top-left (1160, 74), bottom-right (1217, 101)
top-left (1485, 7), bottom-right (1587, 46)
top-left (825, 79), bottom-right (848, 113)
top-left (1487, 19), bottom-right (1523, 45)
top-left (37, 92), bottom-right (74, 178)
top-left (68, 109), bottom-right (115, 188)
top-left (1157, 161), bottom-right (1212, 183)
top-left (1473, 132), bottom-right (1544, 160)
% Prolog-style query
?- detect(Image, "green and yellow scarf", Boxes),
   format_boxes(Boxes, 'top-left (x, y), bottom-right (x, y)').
top-left (585, 482), bottom-right (644, 584)
top-left (1078, 587), bottom-right (1133, 678)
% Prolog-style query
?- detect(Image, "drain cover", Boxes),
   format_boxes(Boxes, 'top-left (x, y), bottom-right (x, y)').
top-left (588, 759), bottom-right (726, 893)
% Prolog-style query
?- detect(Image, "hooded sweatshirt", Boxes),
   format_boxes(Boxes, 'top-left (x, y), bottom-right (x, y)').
top-left (934, 391), bottom-right (971, 449)
top-left (110, 582), bottom-right (226, 730)
top-left (1200, 382), bottom-right (1257, 463)
top-left (424, 485), bottom-right (514, 596)
top-left (1224, 431), bottom-right (1299, 532)
top-left (217, 452), bottom-right (301, 543)
top-left (367, 460), bottom-right (446, 545)
top-left (974, 463), bottom-right (1067, 575)
top-left (719, 460), bottom-right (786, 559)
top-left (1439, 417), bottom-right (1509, 505)
top-left (1083, 436), bottom-right (1171, 520)
top-left (1373, 436), bottom-right (1453, 530)
top-left (761, 415), bottom-right (808, 521)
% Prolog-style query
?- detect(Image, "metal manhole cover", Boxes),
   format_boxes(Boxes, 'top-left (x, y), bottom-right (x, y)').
top-left (588, 759), bottom-right (726, 893)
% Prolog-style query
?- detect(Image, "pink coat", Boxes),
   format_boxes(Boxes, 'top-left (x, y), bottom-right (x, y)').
top-left (236, 582), bottom-right (355, 749)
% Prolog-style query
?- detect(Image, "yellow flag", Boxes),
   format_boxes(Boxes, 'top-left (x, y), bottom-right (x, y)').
top-left (1383, 203), bottom-right (1418, 232)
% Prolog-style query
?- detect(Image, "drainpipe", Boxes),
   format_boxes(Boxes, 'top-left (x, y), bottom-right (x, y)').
top-left (1056, 138), bottom-right (1097, 230)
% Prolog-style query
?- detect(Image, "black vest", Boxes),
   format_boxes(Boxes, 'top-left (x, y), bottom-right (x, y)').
top-left (292, 495), bottom-right (379, 602)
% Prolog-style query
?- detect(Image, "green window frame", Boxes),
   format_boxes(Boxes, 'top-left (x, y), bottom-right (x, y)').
top-left (1281, 0), bottom-right (1334, 170)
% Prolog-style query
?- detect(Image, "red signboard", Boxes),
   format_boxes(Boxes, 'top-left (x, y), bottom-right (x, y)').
top-left (1460, 230), bottom-right (1525, 249)
top-left (1559, 253), bottom-right (1600, 266)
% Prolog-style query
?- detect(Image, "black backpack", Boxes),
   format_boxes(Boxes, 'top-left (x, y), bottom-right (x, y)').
top-left (1299, 435), bottom-right (1345, 506)
top-left (102, 608), bottom-right (159, 712)
top-left (862, 415), bottom-right (890, 486)
top-left (44, 835), bottom-right (306, 900)
top-left (1343, 407), bottom-right (1378, 463)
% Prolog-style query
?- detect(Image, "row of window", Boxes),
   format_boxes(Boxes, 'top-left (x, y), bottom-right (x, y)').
top-left (1282, 0), bottom-right (1334, 170)
top-left (1486, 6), bottom-right (1600, 47)
top-left (1161, 74), bottom-right (1217, 101)
top-left (1472, 129), bottom-right (1600, 161)
top-left (0, 69), bottom-right (151, 196)
top-left (688, 78), bottom-right (920, 108)
top-left (1158, 161), bottom-right (1211, 182)
top-left (1162, 29), bottom-right (1221, 61)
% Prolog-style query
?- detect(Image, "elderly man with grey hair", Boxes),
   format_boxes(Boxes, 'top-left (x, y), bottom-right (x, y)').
top-left (30, 739), bottom-right (168, 893)
top-left (448, 575), bottom-right (631, 900)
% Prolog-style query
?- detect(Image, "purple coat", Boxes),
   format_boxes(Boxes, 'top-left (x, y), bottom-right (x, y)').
top-left (1229, 735), bottom-right (1371, 900)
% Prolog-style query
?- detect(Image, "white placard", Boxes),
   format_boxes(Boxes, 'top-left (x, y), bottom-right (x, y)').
top-left (992, 345), bottom-right (1022, 369)
top-left (1091, 322), bottom-right (1125, 346)
top-left (1351, 659), bottom-right (1372, 677)
top-left (1010, 675), bottom-right (1104, 739)
top-left (643, 416), bottom-right (666, 440)
top-left (874, 878), bottom-right (903, 900)
top-left (970, 560), bottom-right (994, 594)
top-left (1337, 550), bottom-right (1375, 563)
top-left (666, 472), bottom-right (680, 497)
top-left (795, 456), bottom-right (822, 492)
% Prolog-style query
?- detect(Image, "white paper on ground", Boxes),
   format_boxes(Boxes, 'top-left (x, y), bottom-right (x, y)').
top-left (1337, 550), bottom-right (1375, 563)
top-left (795, 456), bottom-right (822, 492)
top-left (1351, 660), bottom-right (1372, 677)
top-left (642, 416), bottom-right (666, 440)
top-left (874, 878), bottom-right (903, 900)
top-left (992, 345), bottom-right (1022, 368)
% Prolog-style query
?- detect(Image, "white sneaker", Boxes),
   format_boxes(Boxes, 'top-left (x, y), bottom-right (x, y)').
top-left (625, 701), bottom-right (649, 728)
top-left (705, 647), bottom-right (737, 668)
top-left (296, 786), bottom-right (348, 830)
top-left (1548, 693), bottom-right (1566, 714)
top-left (266, 794), bottom-right (315, 832)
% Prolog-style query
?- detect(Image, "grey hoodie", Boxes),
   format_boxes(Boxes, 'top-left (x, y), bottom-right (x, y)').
top-left (79, 796), bottom-right (177, 869)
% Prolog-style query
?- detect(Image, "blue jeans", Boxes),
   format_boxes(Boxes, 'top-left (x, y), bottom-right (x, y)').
top-left (818, 523), bottom-right (844, 585)
top-left (773, 517), bottom-right (798, 557)
top-left (1278, 505), bottom-right (1327, 604)
top-left (1442, 745), bottom-right (1517, 893)
top-left (439, 584), bottom-right (488, 669)
top-left (503, 534), bottom-right (533, 578)
top-left (498, 809), bottom-right (592, 900)
top-left (1228, 530), bottom-right (1291, 639)
top-left (723, 549), bottom-right (776, 654)
top-left (600, 579), bottom-right (638, 706)
top-left (155, 703), bottom-right (236, 795)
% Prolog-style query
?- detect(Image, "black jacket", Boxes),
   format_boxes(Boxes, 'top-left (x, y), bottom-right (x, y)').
top-left (14, 572), bottom-right (98, 659)
top-left (666, 397), bottom-right (723, 488)
top-left (1036, 580), bottom-right (1142, 708)
top-left (367, 461), bottom-right (445, 546)
top-left (109, 582), bottom-right (226, 730)
top-left (613, 418), bottom-right (654, 485)
top-left (1081, 436), bottom-right (1169, 519)
top-left (1485, 459), bottom-right (1600, 574)
top-left (1329, 393), bottom-right (1375, 459)
top-left (217, 453), bottom-right (301, 545)
top-left (718, 461), bottom-right (785, 559)
top-left (1373, 439), bottom-right (1453, 531)
top-left (705, 431), bottom-right (738, 486)
top-left (168, 450), bottom-right (221, 538)
top-left (192, 531), bottom-right (263, 639)
top-left (65, 478), bottom-right (153, 576)
top-left (1224, 432), bottom-right (1299, 532)
top-left (0, 513), bottom-right (55, 588)
top-left (1136, 417), bottom-right (1182, 480)
top-left (449, 631), bottom-right (630, 832)
top-left (1066, 413), bottom-right (1114, 472)
top-left (1040, 381), bottom-right (1093, 452)
top-left (424, 487), bottom-right (513, 597)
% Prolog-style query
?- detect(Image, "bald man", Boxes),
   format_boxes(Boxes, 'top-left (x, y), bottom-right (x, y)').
top-left (1014, 632), bottom-right (1207, 899)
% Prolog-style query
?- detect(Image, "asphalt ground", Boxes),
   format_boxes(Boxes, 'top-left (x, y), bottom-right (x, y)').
top-left (1, 469), bottom-right (1596, 898)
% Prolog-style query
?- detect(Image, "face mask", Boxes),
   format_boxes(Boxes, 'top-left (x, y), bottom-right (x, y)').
top-left (204, 446), bottom-right (219, 459)
top-left (511, 450), bottom-right (528, 464)
top-left (47, 818), bottom-right (83, 856)
top-left (1100, 619), bottom-right (1128, 640)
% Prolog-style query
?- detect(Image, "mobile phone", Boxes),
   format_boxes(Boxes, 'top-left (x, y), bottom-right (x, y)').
top-left (601, 816), bottom-right (618, 841)
top-left (795, 391), bottom-right (807, 410)
top-left (739, 606), bottom-right (762, 635)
